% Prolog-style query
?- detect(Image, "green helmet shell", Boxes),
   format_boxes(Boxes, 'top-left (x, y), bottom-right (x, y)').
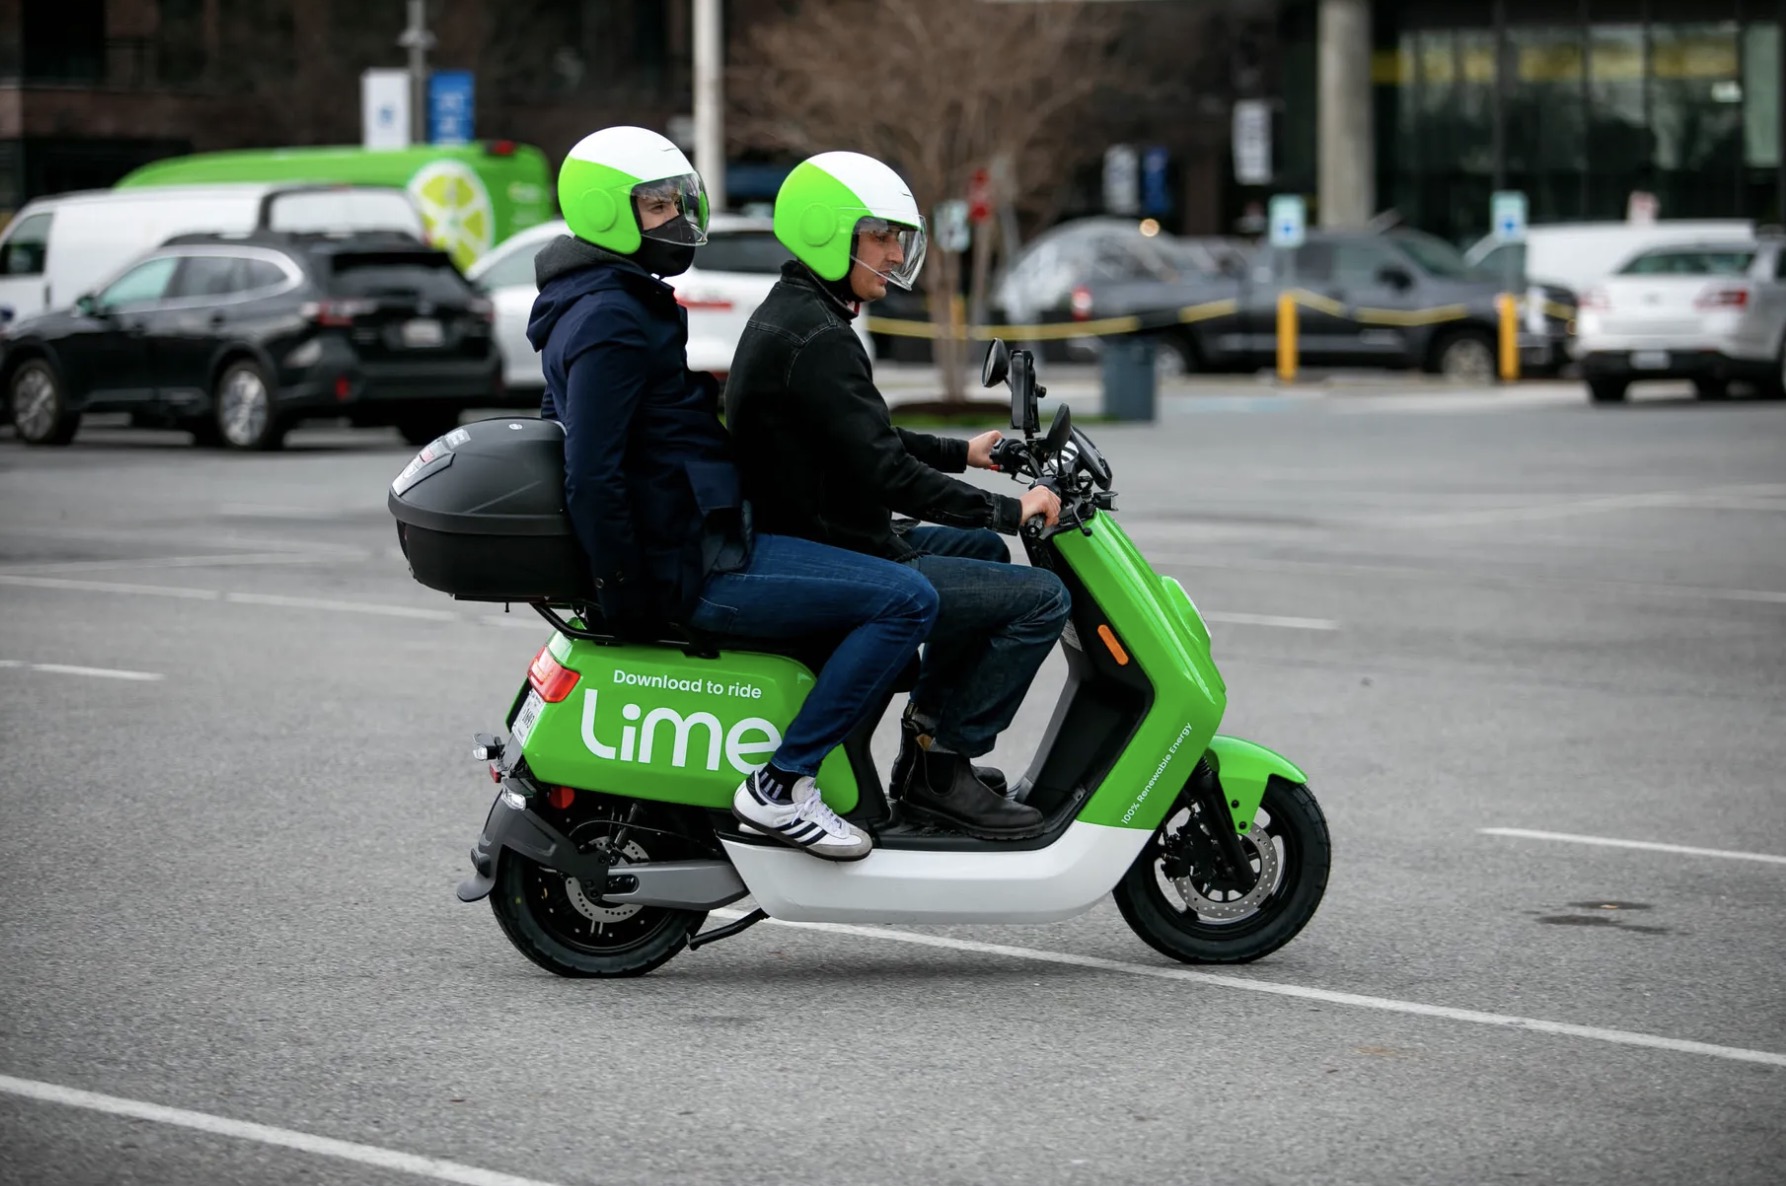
top-left (558, 126), bottom-right (709, 255)
top-left (774, 151), bottom-right (925, 282)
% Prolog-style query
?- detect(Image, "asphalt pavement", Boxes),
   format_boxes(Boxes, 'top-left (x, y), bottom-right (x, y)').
top-left (1, 376), bottom-right (1783, 1186)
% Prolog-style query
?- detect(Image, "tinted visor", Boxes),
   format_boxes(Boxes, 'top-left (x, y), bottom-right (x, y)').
top-left (851, 215), bottom-right (927, 290)
top-left (632, 173), bottom-right (710, 246)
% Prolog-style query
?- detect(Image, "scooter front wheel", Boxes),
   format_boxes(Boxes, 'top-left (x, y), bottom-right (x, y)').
top-left (489, 798), bottom-right (708, 978)
top-left (1113, 778), bottom-right (1330, 964)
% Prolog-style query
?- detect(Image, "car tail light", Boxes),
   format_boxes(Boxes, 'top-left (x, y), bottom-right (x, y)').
top-left (468, 297), bottom-right (495, 323)
top-left (1694, 285), bottom-right (1750, 309)
top-left (676, 291), bottom-right (734, 312)
top-left (527, 645), bottom-right (581, 703)
top-left (1578, 287), bottom-right (1610, 310)
top-left (1070, 285), bottom-right (1093, 321)
top-left (301, 298), bottom-right (376, 327)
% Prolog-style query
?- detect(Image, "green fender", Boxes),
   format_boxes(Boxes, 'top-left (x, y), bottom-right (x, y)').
top-left (1204, 735), bottom-right (1308, 833)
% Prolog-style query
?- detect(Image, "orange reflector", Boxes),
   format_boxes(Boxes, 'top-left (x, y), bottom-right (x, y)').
top-left (546, 785), bottom-right (576, 810)
top-left (1097, 624), bottom-right (1129, 666)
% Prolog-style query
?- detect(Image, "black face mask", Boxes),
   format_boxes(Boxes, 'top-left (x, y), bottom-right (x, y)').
top-left (629, 214), bottom-right (700, 278)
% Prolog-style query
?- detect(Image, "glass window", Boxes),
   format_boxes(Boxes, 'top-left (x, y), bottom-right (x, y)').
top-left (1334, 241), bottom-right (1404, 283)
top-left (1388, 230), bottom-right (1481, 279)
top-left (1744, 24), bottom-right (1780, 169)
top-left (476, 242), bottom-right (542, 290)
top-left (97, 257), bottom-right (179, 308)
top-left (244, 259), bottom-right (288, 291)
top-left (1284, 242), bottom-right (1334, 282)
top-left (327, 252), bottom-right (475, 301)
top-left (1650, 24), bottom-right (1743, 174)
top-left (169, 255), bottom-right (250, 300)
top-left (1618, 248), bottom-right (1755, 275)
top-left (0, 212), bottom-right (51, 276)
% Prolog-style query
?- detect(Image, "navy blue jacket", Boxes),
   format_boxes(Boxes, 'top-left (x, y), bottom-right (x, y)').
top-left (527, 236), bottom-right (747, 628)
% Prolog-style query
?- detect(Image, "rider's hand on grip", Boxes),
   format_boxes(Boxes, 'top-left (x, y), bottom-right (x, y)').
top-left (1019, 485), bottom-right (1061, 532)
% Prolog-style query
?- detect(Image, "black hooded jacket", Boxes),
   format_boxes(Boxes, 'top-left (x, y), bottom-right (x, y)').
top-left (723, 263), bottom-right (1023, 563)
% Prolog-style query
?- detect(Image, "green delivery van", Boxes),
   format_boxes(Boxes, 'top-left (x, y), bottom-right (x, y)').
top-left (115, 141), bottom-right (556, 271)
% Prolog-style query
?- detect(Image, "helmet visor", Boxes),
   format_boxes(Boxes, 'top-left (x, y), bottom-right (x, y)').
top-left (632, 173), bottom-right (710, 246)
top-left (851, 215), bottom-right (927, 290)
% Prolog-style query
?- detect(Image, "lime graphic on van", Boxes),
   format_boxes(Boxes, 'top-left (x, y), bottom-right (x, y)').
top-left (115, 142), bottom-right (555, 268)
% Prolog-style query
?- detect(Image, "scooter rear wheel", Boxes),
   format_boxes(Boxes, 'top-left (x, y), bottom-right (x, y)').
top-left (489, 798), bottom-right (708, 978)
top-left (1114, 778), bottom-right (1330, 964)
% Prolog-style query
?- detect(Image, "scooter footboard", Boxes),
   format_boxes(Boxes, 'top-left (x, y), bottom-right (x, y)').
top-left (1204, 735), bottom-right (1309, 832)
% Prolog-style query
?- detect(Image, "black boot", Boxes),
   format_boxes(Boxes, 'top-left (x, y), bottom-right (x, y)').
top-left (891, 708), bottom-right (1008, 800)
top-left (901, 747), bottom-right (1046, 840)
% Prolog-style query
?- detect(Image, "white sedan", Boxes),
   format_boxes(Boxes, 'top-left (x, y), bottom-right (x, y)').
top-left (1575, 237), bottom-right (1786, 403)
top-left (467, 213), bottom-right (872, 398)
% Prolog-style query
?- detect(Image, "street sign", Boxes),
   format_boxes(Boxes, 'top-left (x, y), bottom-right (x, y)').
top-left (1141, 146), bottom-right (1171, 216)
top-left (1268, 193), bottom-right (1305, 249)
top-left (1232, 99), bottom-right (1272, 185)
top-left (935, 199), bottom-right (971, 253)
top-left (1103, 144), bottom-right (1138, 216)
top-left (1491, 190), bottom-right (1527, 242)
top-left (428, 69), bottom-right (475, 146)
top-left (361, 69), bottom-right (411, 149)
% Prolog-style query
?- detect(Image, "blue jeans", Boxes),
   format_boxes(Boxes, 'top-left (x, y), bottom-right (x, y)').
top-left (686, 533), bottom-right (939, 777)
top-left (899, 528), bottom-right (1071, 758)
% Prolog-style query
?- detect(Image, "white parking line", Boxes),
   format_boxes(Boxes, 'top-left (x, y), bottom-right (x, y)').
top-left (1200, 611), bottom-right (1339, 631)
top-left (0, 660), bottom-right (164, 681)
top-left (0, 1073), bottom-right (565, 1186)
top-left (707, 910), bottom-right (1786, 1068)
top-left (0, 574), bottom-right (458, 622)
top-left (0, 552), bottom-right (354, 575)
top-left (1481, 827), bottom-right (1786, 865)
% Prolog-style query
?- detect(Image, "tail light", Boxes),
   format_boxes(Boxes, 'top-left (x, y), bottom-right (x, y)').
top-left (527, 645), bottom-right (581, 703)
top-left (1070, 284), bottom-right (1093, 321)
top-left (301, 298), bottom-right (376, 327)
top-left (676, 291), bottom-right (734, 312)
top-left (468, 297), bottom-right (495, 323)
top-left (1694, 285), bottom-right (1750, 309)
top-left (487, 139), bottom-right (517, 157)
top-left (1578, 287), bottom-right (1610, 310)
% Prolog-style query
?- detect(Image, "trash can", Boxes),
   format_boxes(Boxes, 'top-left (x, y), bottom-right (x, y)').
top-left (1101, 334), bottom-right (1157, 421)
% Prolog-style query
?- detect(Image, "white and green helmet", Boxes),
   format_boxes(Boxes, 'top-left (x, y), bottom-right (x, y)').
top-left (557, 126), bottom-right (710, 255)
top-left (773, 151), bottom-right (928, 289)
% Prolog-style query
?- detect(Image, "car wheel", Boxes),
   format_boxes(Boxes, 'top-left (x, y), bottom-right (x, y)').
top-left (1434, 331), bottom-right (1497, 384)
top-left (213, 359), bottom-right (285, 451)
top-left (1764, 342), bottom-right (1786, 400)
top-left (1587, 378), bottom-right (1628, 404)
top-left (1154, 338), bottom-right (1192, 381)
top-left (9, 358), bottom-right (80, 446)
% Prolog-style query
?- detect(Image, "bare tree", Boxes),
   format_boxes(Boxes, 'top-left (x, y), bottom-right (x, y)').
top-left (728, 0), bottom-right (1139, 400)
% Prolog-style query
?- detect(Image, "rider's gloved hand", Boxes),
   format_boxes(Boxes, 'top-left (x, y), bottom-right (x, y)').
top-left (1019, 485), bottom-right (1062, 528)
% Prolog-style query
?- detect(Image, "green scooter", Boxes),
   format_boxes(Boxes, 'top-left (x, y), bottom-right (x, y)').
top-left (389, 338), bottom-right (1331, 978)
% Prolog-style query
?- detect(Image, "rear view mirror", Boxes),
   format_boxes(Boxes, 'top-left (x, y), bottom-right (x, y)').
top-left (74, 294), bottom-right (99, 317)
top-left (1377, 264), bottom-right (1413, 290)
top-left (981, 338), bottom-right (1010, 388)
top-left (1044, 404), bottom-right (1072, 455)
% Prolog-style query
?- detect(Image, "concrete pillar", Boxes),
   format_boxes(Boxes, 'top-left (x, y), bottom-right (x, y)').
top-left (1317, 0), bottom-right (1374, 228)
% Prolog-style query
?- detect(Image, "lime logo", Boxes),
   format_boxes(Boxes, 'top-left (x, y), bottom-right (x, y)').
top-left (579, 688), bottom-right (780, 775)
top-left (406, 161), bottom-right (495, 270)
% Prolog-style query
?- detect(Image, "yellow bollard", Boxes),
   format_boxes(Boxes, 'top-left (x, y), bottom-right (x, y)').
top-left (1496, 293), bottom-right (1520, 382)
top-left (1276, 292), bottom-right (1297, 382)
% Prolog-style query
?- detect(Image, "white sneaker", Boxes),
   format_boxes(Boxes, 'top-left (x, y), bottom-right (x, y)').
top-left (732, 768), bottom-right (874, 862)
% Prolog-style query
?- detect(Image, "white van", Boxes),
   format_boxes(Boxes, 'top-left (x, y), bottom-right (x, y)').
top-left (1464, 220), bottom-right (1756, 297)
top-left (0, 183), bottom-right (426, 325)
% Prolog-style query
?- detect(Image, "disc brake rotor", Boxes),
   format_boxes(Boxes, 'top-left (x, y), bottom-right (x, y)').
top-left (562, 838), bottom-right (648, 924)
top-left (1174, 825), bottom-right (1280, 921)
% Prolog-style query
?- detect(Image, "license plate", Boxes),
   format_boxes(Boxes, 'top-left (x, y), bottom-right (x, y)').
top-left (510, 690), bottom-right (544, 747)
top-left (1630, 350), bottom-right (1669, 370)
top-left (400, 318), bottom-right (444, 348)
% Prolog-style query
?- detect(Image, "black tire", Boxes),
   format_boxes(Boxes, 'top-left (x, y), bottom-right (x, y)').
top-left (1114, 778), bottom-right (1330, 965)
top-left (213, 359), bottom-right (286, 450)
top-left (1762, 342), bottom-right (1786, 400)
top-left (397, 411), bottom-right (461, 447)
top-left (1587, 378), bottom-right (1628, 404)
top-left (1692, 377), bottom-right (1730, 400)
top-left (1429, 330), bottom-right (1497, 384)
top-left (9, 358), bottom-right (80, 446)
top-left (488, 797), bottom-right (709, 978)
top-left (1153, 336), bottom-right (1194, 381)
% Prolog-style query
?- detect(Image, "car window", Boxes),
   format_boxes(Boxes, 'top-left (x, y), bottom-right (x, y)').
top-left (696, 230), bottom-right (789, 275)
top-left (1775, 250), bottom-right (1786, 281)
top-left (245, 259), bottom-right (288, 290)
top-left (0, 212), bottom-right (51, 277)
top-left (1618, 249), bottom-right (1756, 275)
top-left (476, 242), bottom-right (542, 290)
top-left (1280, 242), bottom-right (1334, 282)
top-left (327, 251), bottom-right (475, 301)
top-left (1472, 242), bottom-right (1526, 281)
top-left (97, 257), bottom-right (180, 309)
top-left (1388, 230), bottom-right (1480, 279)
top-left (1334, 242), bottom-right (1406, 284)
top-left (168, 254), bottom-right (292, 300)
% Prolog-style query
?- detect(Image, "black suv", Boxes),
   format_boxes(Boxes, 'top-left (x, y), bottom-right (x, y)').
top-left (2, 230), bottom-right (506, 449)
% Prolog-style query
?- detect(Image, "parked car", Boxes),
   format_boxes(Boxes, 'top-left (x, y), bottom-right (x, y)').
top-left (1574, 236), bottom-right (1786, 403)
top-left (1073, 227), bottom-right (1576, 379)
top-left (1464, 220), bottom-right (1755, 297)
top-left (466, 213), bottom-right (873, 397)
top-left (1, 229), bottom-right (503, 449)
top-left (0, 183), bottom-right (427, 327)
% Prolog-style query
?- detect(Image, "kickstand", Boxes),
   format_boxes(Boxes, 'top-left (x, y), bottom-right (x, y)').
top-left (687, 908), bottom-right (768, 952)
